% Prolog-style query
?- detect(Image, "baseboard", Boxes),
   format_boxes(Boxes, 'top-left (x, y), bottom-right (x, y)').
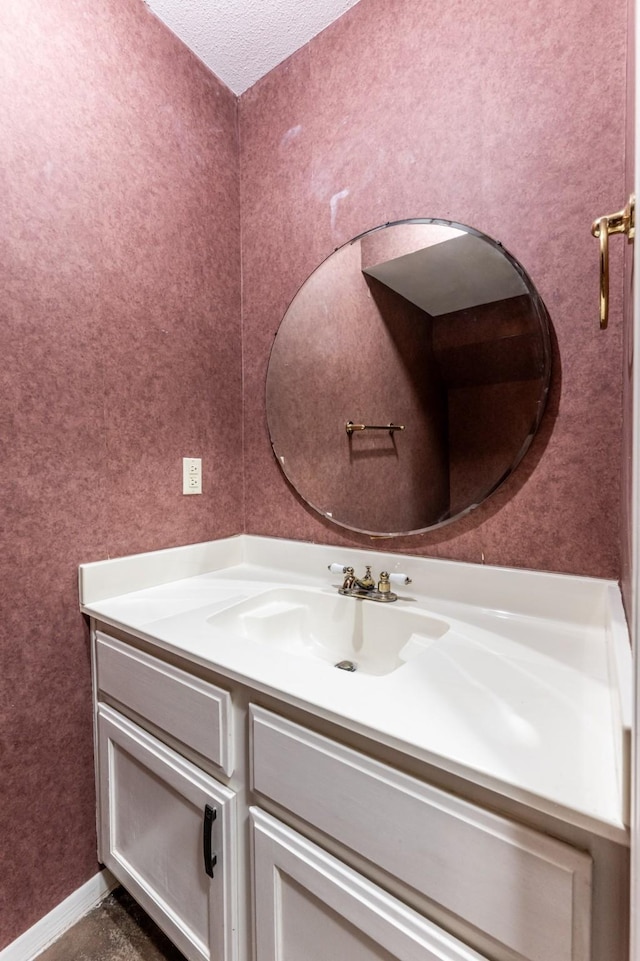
top-left (0, 869), bottom-right (118, 961)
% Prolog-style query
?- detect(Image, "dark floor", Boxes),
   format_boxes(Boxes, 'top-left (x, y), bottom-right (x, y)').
top-left (37, 889), bottom-right (186, 961)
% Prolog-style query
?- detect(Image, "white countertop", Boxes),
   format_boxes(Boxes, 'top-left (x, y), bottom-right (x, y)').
top-left (80, 535), bottom-right (632, 844)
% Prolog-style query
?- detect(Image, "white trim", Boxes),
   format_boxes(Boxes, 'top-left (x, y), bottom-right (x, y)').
top-left (0, 869), bottom-right (118, 961)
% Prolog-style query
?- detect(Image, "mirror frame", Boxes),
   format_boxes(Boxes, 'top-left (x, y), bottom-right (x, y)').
top-left (266, 218), bottom-right (552, 537)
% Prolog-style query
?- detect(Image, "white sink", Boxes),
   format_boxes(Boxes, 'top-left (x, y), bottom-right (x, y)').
top-left (207, 587), bottom-right (449, 675)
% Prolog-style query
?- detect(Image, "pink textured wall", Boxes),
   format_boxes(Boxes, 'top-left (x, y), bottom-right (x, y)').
top-left (0, 0), bottom-right (631, 949)
top-left (239, 0), bottom-right (627, 577)
top-left (0, 0), bottom-right (241, 948)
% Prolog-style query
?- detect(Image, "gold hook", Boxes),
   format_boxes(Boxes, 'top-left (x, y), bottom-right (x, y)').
top-left (591, 194), bottom-right (635, 330)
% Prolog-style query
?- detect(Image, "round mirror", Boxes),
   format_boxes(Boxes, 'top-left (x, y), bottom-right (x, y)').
top-left (266, 219), bottom-right (551, 536)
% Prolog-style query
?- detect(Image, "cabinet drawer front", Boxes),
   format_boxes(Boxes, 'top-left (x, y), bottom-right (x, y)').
top-left (98, 705), bottom-right (237, 961)
top-left (252, 807), bottom-right (488, 961)
top-left (96, 632), bottom-right (232, 774)
top-left (250, 707), bottom-right (591, 961)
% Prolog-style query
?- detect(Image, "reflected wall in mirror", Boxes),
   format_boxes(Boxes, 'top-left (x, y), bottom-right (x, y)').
top-left (266, 219), bottom-right (552, 536)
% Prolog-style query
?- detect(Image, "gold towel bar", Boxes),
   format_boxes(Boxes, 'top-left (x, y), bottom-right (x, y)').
top-left (346, 422), bottom-right (405, 435)
top-left (591, 194), bottom-right (635, 330)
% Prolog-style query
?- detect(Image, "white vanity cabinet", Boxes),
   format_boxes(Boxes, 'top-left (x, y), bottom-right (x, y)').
top-left (93, 632), bottom-right (238, 961)
top-left (90, 625), bottom-right (627, 961)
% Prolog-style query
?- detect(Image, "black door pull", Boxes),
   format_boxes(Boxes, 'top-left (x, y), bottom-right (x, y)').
top-left (203, 804), bottom-right (217, 878)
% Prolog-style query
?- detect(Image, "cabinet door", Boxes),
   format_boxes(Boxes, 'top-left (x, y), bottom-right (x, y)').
top-left (251, 807), bottom-right (487, 961)
top-left (251, 707), bottom-right (592, 961)
top-left (97, 705), bottom-right (237, 961)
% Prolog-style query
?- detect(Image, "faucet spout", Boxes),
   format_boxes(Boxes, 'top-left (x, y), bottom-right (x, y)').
top-left (353, 565), bottom-right (374, 591)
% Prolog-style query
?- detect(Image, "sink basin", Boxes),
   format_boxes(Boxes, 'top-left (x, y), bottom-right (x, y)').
top-left (206, 587), bottom-right (449, 675)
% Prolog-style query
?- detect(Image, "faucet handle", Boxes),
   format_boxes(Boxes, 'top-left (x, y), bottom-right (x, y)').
top-left (328, 563), bottom-right (349, 574)
top-left (388, 572), bottom-right (412, 586)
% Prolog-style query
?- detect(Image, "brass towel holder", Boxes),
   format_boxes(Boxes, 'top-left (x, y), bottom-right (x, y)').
top-left (345, 421), bottom-right (405, 436)
top-left (591, 194), bottom-right (635, 329)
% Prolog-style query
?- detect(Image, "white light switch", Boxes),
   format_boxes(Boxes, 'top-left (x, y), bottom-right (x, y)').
top-left (182, 457), bottom-right (202, 495)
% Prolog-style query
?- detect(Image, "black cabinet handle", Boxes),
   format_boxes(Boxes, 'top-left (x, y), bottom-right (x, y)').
top-left (203, 804), bottom-right (217, 878)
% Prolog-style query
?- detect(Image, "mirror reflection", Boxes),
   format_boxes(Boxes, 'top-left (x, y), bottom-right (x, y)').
top-left (266, 219), bottom-right (551, 536)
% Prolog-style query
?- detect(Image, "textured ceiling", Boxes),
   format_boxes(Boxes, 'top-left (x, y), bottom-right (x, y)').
top-left (143, 0), bottom-right (363, 95)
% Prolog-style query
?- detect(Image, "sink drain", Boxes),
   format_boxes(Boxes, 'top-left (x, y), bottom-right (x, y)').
top-left (335, 659), bottom-right (357, 672)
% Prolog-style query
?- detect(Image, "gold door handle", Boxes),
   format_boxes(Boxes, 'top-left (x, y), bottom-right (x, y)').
top-left (591, 194), bottom-right (635, 329)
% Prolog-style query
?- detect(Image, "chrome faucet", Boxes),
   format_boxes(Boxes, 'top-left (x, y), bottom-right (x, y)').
top-left (328, 563), bottom-right (411, 603)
